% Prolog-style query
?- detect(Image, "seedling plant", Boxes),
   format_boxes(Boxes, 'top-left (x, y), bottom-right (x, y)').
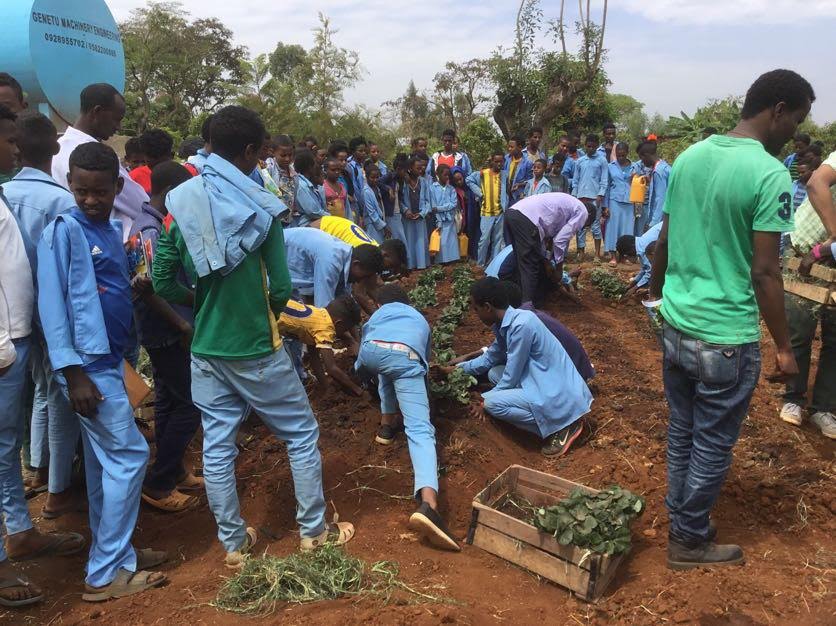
top-left (589, 268), bottom-right (628, 299)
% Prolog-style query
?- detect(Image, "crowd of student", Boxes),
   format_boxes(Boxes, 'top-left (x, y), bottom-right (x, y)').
top-left (0, 66), bottom-right (833, 609)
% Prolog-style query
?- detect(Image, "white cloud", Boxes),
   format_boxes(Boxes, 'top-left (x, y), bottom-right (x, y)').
top-left (619, 0), bottom-right (836, 25)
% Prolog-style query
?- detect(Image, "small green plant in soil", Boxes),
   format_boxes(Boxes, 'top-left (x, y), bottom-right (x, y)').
top-left (589, 268), bottom-right (627, 299)
top-left (529, 486), bottom-right (645, 555)
top-left (408, 284), bottom-right (438, 311)
top-left (431, 367), bottom-right (477, 405)
top-left (214, 544), bottom-right (449, 615)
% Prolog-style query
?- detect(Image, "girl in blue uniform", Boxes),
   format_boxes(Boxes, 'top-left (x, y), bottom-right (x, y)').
top-left (430, 164), bottom-right (460, 264)
top-left (604, 142), bottom-right (636, 264)
top-left (400, 155), bottom-right (431, 269)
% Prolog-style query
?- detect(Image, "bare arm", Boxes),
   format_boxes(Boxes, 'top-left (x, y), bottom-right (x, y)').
top-left (319, 348), bottom-right (363, 396)
top-left (751, 231), bottom-right (798, 382)
top-left (805, 163), bottom-right (836, 238)
top-left (648, 214), bottom-right (669, 300)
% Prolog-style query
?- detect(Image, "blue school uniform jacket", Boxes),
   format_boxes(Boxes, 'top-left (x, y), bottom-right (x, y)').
top-left (571, 153), bottom-right (609, 200)
top-left (630, 160), bottom-right (671, 227)
top-left (465, 169), bottom-right (510, 213)
top-left (429, 182), bottom-right (458, 224)
top-left (504, 154), bottom-right (534, 204)
top-left (358, 302), bottom-right (432, 368)
top-left (633, 221), bottom-right (663, 287)
top-left (459, 307), bottom-right (593, 435)
top-left (283, 227), bottom-right (353, 307)
top-left (604, 161), bottom-right (633, 207)
top-left (362, 185), bottom-right (388, 234)
top-left (523, 176), bottom-right (552, 197)
top-left (294, 174), bottom-right (329, 226)
top-left (399, 177), bottom-right (432, 218)
top-left (346, 157), bottom-right (366, 216)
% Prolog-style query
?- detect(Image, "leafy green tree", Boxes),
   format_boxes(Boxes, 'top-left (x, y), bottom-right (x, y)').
top-left (430, 60), bottom-right (491, 134)
top-left (607, 93), bottom-right (648, 146)
top-left (120, 1), bottom-right (247, 135)
top-left (458, 117), bottom-right (505, 169)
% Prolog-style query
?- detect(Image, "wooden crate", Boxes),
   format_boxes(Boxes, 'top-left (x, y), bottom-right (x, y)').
top-left (784, 257), bottom-right (836, 304)
top-left (467, 465), bottom-right (628, 602)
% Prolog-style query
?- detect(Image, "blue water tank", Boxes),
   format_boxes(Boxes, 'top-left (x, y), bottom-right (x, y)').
top-left (0, 0), bottom-right (125, 124)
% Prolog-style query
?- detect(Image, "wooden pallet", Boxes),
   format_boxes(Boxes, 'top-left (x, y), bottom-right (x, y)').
top-left (467, 465), bottom-right (628, 602)
top-left (785, 257), bottom-right (836, 304)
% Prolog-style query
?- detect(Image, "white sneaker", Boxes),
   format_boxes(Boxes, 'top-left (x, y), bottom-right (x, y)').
top-left (779, 402), bottom-right (803, 426)
top-left (810, 412), bottom-right (836, 439)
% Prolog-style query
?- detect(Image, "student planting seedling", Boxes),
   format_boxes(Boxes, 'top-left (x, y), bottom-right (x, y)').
top-left (354, 284), bottom-right (459, 552)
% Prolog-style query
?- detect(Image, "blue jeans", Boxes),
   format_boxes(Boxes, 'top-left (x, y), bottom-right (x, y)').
top-left (355, 343), bottom-right (438, 495)
top-left (190, 349), bottom-right (326, 551)
top-left (478, 214), bottom-right (505, 267)
top-left (662, 324), bottom-right (761, 546)
top-left (59, 365), bottom-right (150, 587)
top-left (29, 335), bottom-right (79, 493)
top-left (0, 337), bottom-right (35, 562)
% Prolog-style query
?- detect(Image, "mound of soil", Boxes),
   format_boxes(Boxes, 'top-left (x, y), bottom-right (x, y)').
top-left (12, 261), bottom-right (835, 625)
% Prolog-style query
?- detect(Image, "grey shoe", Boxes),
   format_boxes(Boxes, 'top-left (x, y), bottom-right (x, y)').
top-left (667, 539), bottom-right (744, 570)
top-left (810, 412), bottom-right (836, 439)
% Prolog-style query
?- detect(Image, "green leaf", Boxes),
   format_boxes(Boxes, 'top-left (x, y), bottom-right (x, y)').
top-left (558, 528), bottom-right (573, 545)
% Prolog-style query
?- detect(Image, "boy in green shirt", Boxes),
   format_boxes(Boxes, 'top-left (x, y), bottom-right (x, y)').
top-left (153, 106), bottom-right (354, 568)
top-left (649, 69), bottom-right (814, 571)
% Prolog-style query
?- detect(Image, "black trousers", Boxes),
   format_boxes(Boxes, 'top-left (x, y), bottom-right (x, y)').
top-left (504, 208), bottom-right (546, 307)
top-left (144, 342), bottom-right (202, 492)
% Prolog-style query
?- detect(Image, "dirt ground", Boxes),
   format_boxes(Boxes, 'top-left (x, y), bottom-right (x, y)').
top-left (7, 260), bottom-right (835, 626)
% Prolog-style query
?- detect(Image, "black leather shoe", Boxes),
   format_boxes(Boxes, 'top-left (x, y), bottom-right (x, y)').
top-left (667, 539), bottom-right (743, 570)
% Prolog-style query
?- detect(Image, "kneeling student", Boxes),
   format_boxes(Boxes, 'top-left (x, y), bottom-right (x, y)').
top-left (449, 278), bottom-right (593, 457)
top-left (354, 284), bottom-right (459, 552)
top-left (279, 295), bottom-right (364, 396)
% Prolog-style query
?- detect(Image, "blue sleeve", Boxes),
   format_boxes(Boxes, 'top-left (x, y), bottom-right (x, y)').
top-left (783, 154), bottom-right (794, 168)
top-left (36, 223), bottom-right (81, 370)
top-left (419, 181), bottom-right (432, 218)
top-left (598, 159), bottom-right (609, 197)
top-left (432, 184), bottom-right (457, 214)
top-left (426, 158), bottom-right (435, 180)
top-left (459, 338), bottom-right (505, 376)
top-left (466, 171), bottom-right (482, 198)
top-left (561, 158), bottom-right (574, 179)
top-left (312, 252), bottom-right (344, 307)
top-left (537, 178), bottom-right (552, 195)
top-left (461, 154), bottom-right (472, 176)
top-left (634, 255), bottom-right (651, 287)
top-left (363, 187), bottom-right (387, 230)
top-left (295, 184), bottom-right (328, 220)
top-left (493, 317), bottom-right (533, 390)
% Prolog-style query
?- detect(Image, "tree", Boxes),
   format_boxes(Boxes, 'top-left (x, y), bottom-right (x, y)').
top-left (307, 13), bottom-right (363, 128)
top-left (607, 93), bottom-right (648, 145)
top-left (458, 118), bottom-right (505, 170)
top-left (120, 1), bottom-right (247, 135)
top-left (383, 80), bottom-right (445, 144)
top-left (430, 60), bottom-right (491, 133)
top-left (489, 0), bottom-right (610, 140)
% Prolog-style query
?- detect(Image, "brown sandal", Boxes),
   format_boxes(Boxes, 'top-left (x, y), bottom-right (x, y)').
top-left (176, 472), bottom-right (205, 493)
top-left (141, 489), bottom-right (197, 513)
top-left (0, 573), bottom-right (43, 607)
top-left (82, 569), bottom-right (166, 602)
top-left (9, 531), bottom-right (86, 561)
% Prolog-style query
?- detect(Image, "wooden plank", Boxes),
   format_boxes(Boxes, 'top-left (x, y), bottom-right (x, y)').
top-left (514, 465), bottom-right (599, 497)
top-left (786, 256), bottom-right (836, 283)
top-left (588, 551), bottom-right (626, 602)
top-left (784, 279), bottom-right (832, 304)
top-left (472, 524), bottom-right (591, 598)
top-left (473, 465), bottom-right (517, 508)
top-left (473, 503), bottom-right (597, 570)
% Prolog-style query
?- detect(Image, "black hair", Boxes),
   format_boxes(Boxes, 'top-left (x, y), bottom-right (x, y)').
top-left (150, 161), bottom-right (192, 197)
top-left (602, 121), bottom-right (616, 131)
top-left (274, 134), bottom-right (294, 149)
top-left (490, 149), bottom-right (505, 159)
top-left (16, 113), bottom-right (57, 163)
top-left (534, 158), bottom-right (548, 169)
top-left (552, 151), bottom-right (567, 164)
top-left (209, 105), bottom-right (265, 160)
top-left (139, 128), bottom-right (174, 161)
top-left (324, 156), bottom-right (341, 172)
top-left (411, 137), bottom-right (427, 147)
top-left (407, 155), bottom-right (421, 170)
top-left (436, 163), bottom-right (451, 177)
top-left (794, 132), bottom-right (811, 145)
top-left (559, 134), bottom-right (570, 142)
top-left (79, 83), bottom-right (121, 114)
top-left (366, 164), bottom-right (381, 178)
top-left (328, 140), bottom-right (348, 157)
top-left (69, 141), bottom-right (120, 182)
top-left (200, 114), bottom-right (214, 143)
top-left (802, 144), bottom-right (823, 158)
top-left (352, 243), bottom-right (384, 274)
top-left (470, 277), bottom-right (509, 309)
top-left (637, 140), bottom-right (657, 155)
top-left (293, 148), bottom-right (317, 177)
top-left (381, 238), bottom-right (407, 266)
top-left (178, 137), bottom-right (203, 159)
top-left (741, 69), bottom-right (815, 120)
top-left (813, 139), bottom-right (824, 148)
top-left (615, 141), bottom-right (630, 153)
top-left (0, 73), bottom-right (24, 102)
top-left (349, 136), bottom-right (367, 153)
top-left (499, 280), bottom-right (523, 308)
top-left (528, 126), bottom-right (544, 137)
top-left (616, 235), bottom-right (637, 258)
top-left (442, 128), bottom-right (456, 139)
top-left (377, 283), bottom-right (410, 306)
top-left (303, 134), bottom-right (318, 146)
top-left (295, 141), bottom-right (308, 150)
top-left (326, 294), bottom-right (362, 326)
top-left (585, 133), bottom-right (599, 145)
top-left (124, 136), bottom-right (143, 157)
top-left (392, 152), bottom-right (409, 171)
top-left (509, 134), bottom-right (525, 146)
top-left (0, 103), bottom-right (17, 124)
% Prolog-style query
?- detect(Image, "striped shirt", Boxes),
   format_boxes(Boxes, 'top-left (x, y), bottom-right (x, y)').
top-left (480, 169), bottom-right (502, 217)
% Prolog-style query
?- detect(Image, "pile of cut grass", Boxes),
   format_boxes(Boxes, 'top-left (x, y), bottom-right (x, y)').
top-left (214, 545), bottom-right (448, 615)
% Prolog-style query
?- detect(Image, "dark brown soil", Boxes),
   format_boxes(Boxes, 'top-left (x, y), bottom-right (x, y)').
top-left (7, 260), bottom-right (835, 625)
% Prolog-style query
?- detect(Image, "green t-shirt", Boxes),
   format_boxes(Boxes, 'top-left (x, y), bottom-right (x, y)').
top-left (152, 217), bottom-right (292, 360)
top-left (661, 135), bottom-right (793, 345)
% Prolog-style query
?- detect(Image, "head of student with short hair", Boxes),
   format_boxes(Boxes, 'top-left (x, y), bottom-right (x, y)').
top-left (124, 136), bottom-right (145, 170)
top-left (325, 294), bottom-right (362, 337)
top-left (739, 69), bottom-right (815, 156)
top-left (602, 122), bottom-right (617, 145)
top-left (801, 143), bottom-right (823, 169)
top-left (507, 134), bottom-right (524, 158)
top-left (139, 128), bottom-right (174, 169)
top-left (200, 114), bottom-right (214, 150)
top-left (150, 161), bottom-right (193, 212)
top-left (436, 163), bottom-right (451, 186)
top-left (77, 83), bottom-right (125, 141)
top-left (470, 277), bottom-right (509, 327)
top-left (636, 140), bottom-right (659, 167)
top-left (532, 159), bottom-right (548, 179)
top-left (380, 238), bottom-right (408, 275)
top-left (411, 137), bottom-right (428, 157)
top-left (274, 134), bottom-right (294, 170)
top-left (16, 112), bottom-right (59, 169)
top-left (376, 283), bottom-right (411, 306)
top-left (488, 150), bottom-right (504, 173)
top-left (0, 73), bottom-right (27, 113)
top-left (349, 243), bottom-right (384, 284)
top-left (441, 129), bottom-right (455, 153)
top-left (294, 148), bottom-right (322, 186)
top-left (0, 104), bottom-right (19, 173)
top-left (527, 126), bottom-right (543, 149)
top-left (584, 133), bottom-right (599, 158)
top-left (366, 163), bottom-right (381, 188)
top-left (68, 142), bottom-right (123, 223)
top-left (178, 137), bottom-right (203, 160)
top-left (303, 135), bottom-right (318, 151)
top-left (209, 105), bottom-right (266, 174)
top-left (349, 136), bottom-right (367, 163)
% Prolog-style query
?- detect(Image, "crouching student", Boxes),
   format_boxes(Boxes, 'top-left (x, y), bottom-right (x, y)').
top-left (279, 296), bottom-right (364, 396)
top-left (130, 161), bottom-right (204, 513)
top-left (447, 278), bottom-right (593, 457)
top-left (354, 284), bottom-right (459, 552)
top-left (37, 142), bottom-right (166, 601)
top-left (616, 221), bottom-right (663, 299)
top-left (153, 106), bottom-right (354, 567)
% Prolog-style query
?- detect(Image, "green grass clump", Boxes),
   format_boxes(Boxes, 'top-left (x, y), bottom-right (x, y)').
top-left (214, 545), bottom-right (448, 615)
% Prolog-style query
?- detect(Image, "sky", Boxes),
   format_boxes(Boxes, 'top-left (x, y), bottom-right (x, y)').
top-left (106, 0), bottom-right (836, 125)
